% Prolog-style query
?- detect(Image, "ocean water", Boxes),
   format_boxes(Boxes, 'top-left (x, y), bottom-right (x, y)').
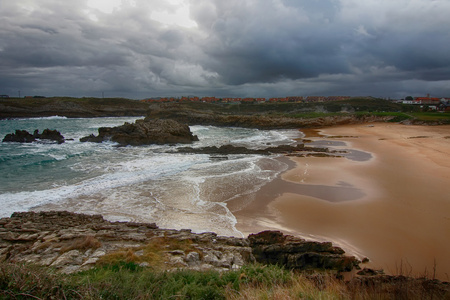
top-left (0, 116), bottom-right (300, 236)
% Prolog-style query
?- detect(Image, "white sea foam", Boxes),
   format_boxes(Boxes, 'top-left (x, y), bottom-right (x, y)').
top-left (0, 155), bottom-right (205, 217)
top-left (1, 117), bottom-right (300, 236)
top-left (12, 115), bottom-right (68, 120)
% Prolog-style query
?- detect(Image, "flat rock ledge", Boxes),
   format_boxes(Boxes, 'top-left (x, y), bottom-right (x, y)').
top-left (0, 211), bottom-right (359, 274)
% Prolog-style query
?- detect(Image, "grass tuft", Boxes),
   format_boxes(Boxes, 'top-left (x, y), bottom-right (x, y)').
top-left (97, 236), bottom-right (200, 269)
top-left (60, 235), bottom-right (102, 254)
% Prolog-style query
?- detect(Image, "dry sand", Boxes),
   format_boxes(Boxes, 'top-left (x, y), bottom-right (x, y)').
top-left (233, 123), bottom-right (450, 280)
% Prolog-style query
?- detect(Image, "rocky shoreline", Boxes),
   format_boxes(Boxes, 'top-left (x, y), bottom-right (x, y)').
top-left (0, 211), bottom-right (359, 274)
top-left (147, 104), bottom-right (394, 129)
top-left (1, 211), bottom-right (449, 297)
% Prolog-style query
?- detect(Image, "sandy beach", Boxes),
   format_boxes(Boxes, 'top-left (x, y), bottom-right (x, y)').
top-left (233, 123), bottom-right (450, 280)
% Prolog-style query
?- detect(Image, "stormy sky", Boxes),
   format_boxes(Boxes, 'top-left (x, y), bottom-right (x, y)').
top-left (1, 0), bottom-right (449, 99)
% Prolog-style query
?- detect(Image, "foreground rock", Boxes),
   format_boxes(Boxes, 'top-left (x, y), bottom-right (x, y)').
top-left (0, 211), bottom-right (359, 274)
top-left (80, 118), bottom-right (199, 146)
top-left (249, 230), bottom-right (359, 272)
top-left (2, 129), bottom-right (65, 144)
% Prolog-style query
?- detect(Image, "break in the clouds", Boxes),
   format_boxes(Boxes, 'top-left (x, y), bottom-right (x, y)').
top-left (1, 0), bottom-right (450, 99)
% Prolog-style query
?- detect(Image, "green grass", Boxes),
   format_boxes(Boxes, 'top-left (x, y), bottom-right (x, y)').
top-left (355, 111), bottom-right (412, 122)
top-left (73, 263), bottom-right (299, 299)
top-left (409, 112), bottom-right (450, 122)
top-left (353, 111), bottom-right (450, 123)
top-left (0, 262), bottom-right (293, 299)
top-left (0, 97), bottom-right (149, 109)
top-left (2, 261), bottom-right (448, 299)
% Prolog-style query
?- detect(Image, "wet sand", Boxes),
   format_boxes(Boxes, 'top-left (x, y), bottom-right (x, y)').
top-left (233, 123), bottom-right (450, 280)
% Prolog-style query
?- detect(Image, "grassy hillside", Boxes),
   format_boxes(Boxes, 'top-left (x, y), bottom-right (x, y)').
top-left (2, 97), bottom-right (449, 124)
top-left (1, 97), bottom-right (149, 110)
top-left (0, 97), bottom-right (151, 118)
top-left (212, 98), bottom-right (414, 114)
top-left (159, 98), bottom-right (450, 124)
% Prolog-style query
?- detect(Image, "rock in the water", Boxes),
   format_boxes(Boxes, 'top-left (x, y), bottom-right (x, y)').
top-left (80, 118), bottom-right (199, 146)
top-left (3, 130), bottom-right (35, 143)
top-left (2, 129), bottom-right (65, 144)
top-left (35, 129), bottom-right (65, 144)
top-left (176, 144), bottom-right (314, 155)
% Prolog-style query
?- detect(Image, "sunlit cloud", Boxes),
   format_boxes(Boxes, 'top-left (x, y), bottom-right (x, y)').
top-left (86, 0), bottom-right (122, 13)
top-left (150, 0), bottom-right (197, 28)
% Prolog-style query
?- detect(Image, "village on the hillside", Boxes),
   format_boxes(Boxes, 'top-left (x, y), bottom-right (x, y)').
top-left (141, 95), bottom-right (352, 104)
top-left (141, 94), bottom-right (450, 111)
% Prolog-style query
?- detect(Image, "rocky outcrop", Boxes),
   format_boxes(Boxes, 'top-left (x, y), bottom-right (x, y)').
top-left (2, 130), bottom-right (35, 143)
top-left (0, 211), bottom-right (360, 274)
top-left (176, 144), bottom-right (335, 156)
top-left (249, 231), bottom-right (359, 272)
top-left (34, 129), bottom-right (65, 144)
top-left (0, 211), bottom-right (251, 274)
top-left (2, 129), bottom-right (65, 144)
top-left (80, 118), bottom-right (199, 146)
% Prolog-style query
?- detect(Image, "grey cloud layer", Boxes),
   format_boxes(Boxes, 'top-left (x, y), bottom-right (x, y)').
top-left (1, 0), bottom-right (449, 98)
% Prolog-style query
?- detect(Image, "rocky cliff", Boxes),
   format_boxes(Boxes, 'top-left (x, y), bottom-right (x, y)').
top-left (0, 211), bottom-right (359, 274)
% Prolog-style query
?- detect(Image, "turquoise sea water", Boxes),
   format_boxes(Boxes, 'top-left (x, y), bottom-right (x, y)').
top-left (0, 116), bottom-right (299, 236)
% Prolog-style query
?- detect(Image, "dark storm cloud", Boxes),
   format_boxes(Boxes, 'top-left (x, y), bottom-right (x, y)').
top-left (1, 0), bottom-right (449, 98)
top-left (195, 0), bottom-right (350, 84)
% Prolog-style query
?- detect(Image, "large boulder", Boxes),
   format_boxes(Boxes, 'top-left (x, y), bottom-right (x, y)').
top-left (80, 118), bottom-right (199, 146)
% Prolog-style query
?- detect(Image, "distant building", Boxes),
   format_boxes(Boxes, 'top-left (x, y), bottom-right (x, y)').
top-left (0, 95), bottom-right (9, 98)
top-left (141, 95), bottom-right (353, 104)
top-left (268, 97), bottom-right (288, 102)
top-left (287, 96), bottom-right (304, 102)
top-left (413, 94), bottom-right (441, 105)
top-left (305, 96), bottom-right (326, 102)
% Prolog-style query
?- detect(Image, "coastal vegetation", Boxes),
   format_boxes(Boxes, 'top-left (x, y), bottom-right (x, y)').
top-left (1, 212), bottom-right (449, 299)
top-left (0, 97), bottom-right (150, 119)
top-left (1, 96), bottom-right (449, 124)
top-left (2, 261), bottom-right (448, 299)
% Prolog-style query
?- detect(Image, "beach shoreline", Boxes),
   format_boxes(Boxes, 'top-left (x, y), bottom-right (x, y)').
top-left (234, 123), bottom-right (450, 280)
